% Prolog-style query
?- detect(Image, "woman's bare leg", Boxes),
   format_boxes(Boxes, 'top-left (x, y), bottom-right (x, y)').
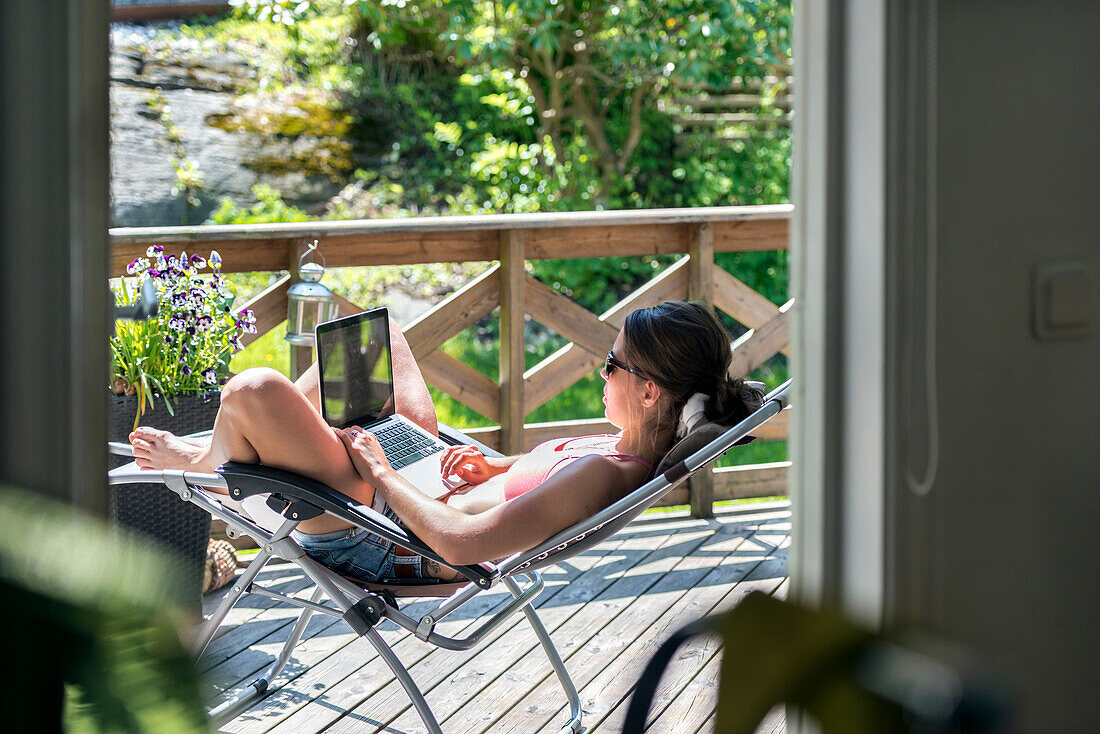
top-left (131, 368), bottom-right (375, 507)
top-left (131, 317), bottom-right (436, 508)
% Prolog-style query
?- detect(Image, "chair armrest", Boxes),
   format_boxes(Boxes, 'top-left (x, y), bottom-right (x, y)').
top-left (216, 462), bottom-right (497, 588)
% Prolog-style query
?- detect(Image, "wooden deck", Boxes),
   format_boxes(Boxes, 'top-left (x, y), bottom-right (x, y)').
top-left (201, 500), bottom-right (790, 734)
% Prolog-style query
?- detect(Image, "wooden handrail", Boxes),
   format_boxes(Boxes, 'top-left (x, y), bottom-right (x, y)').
top-left (109, 205), bottom-right (792, 511)
top-left (108, 205), bottom-right (790, 276)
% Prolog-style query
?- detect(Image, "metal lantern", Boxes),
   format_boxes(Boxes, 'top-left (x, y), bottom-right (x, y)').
top-left (285, 240), bottom-right (338, 346)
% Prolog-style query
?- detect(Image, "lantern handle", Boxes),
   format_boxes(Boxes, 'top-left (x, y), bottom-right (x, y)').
top-left (298, 239), bottom-right (326, 272)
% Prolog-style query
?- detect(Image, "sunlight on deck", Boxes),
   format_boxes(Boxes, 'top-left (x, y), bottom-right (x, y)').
top-left (200, 501), bottom-right (790, 734)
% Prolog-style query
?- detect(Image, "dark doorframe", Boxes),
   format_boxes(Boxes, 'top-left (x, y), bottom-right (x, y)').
top-left (0, 0), bottom-right (110, 514)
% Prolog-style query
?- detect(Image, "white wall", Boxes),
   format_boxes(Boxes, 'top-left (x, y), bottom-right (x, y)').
top-left (794, 0), bottom-right (1099, 730)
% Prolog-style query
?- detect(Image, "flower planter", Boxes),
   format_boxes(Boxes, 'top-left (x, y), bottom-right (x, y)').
top-left (109, 391), bottom-right (220, 610)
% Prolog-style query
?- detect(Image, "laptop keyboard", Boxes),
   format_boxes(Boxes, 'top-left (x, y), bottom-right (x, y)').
top-left (374, 422), bottom-right (445, 470)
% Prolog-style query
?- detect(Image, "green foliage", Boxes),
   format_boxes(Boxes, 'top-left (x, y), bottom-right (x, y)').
top-left (351, 0), bottom-right (791, 203)
top-left (530, 256), bottom-right (676, 314)
top-left (0, 489), bottom-right (207, 734)
top-left (717, 250), bottom-right (789, 307)
top-left (172, 8), bottom-right (358, 92)
top-left (230, 0), bottom-right (316, 26)
top-left (208, 184), bottom-right (314, 224)
top-left (149, 4), bottom-right (792, 466)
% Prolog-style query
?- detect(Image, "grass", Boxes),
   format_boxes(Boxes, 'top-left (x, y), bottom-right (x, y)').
top-left (645, 495), bottom-right (789, 515)
top-left (229, 322), bottom-right (292, 375)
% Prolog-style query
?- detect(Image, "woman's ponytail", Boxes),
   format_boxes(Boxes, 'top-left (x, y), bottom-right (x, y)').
top-left (707, 376), bottom-right (764, 426)
top-left (622, 302), bottom-right (768, 454)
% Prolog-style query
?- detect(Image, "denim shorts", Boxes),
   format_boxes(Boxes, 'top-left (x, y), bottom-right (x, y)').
top-left (291, 502), bottom-right (433, 584)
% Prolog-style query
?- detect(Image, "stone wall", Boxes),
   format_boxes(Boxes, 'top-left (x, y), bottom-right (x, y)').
top-left (110, 24), bottom-right (361, 227)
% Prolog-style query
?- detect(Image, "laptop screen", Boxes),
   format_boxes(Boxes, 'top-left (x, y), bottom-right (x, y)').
top-left (316, 308), bottom-right (395, 429)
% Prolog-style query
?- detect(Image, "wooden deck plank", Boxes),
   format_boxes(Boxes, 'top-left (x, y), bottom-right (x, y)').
top-left (481, 513), bottom-right (789, 733)
top-left (210, 592), bottom-right (457, 717)
top-left (581, 531), bottom-right (790, 733)
top-left (254, 532), bottom-right (637, 734)
top-left (200, 566), bottom-right (311, 649)
top-left (199, 572), bottom-right (316, 673)
top-left (203, 606), bottom-right (345, 704)
top-left (645, 651), bottom-right (723, 734)
top-left (443, 521), bottom-right (754, 734)
top-left (239, 587), bottom-right (520, 734)
top-left (608, 533), bottom-right (791, 734)
top-left (204, 502), bottom-right (791, 734)
top-left (379, 518), bottom-right (749, 734)
top-left (334, 515), bottom-right (712, 734)
top-left (538, 526), bottom-right (790, 733)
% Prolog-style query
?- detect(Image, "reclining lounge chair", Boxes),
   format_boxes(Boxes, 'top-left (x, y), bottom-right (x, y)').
top-left (108, 380), bottom-right (791, 733)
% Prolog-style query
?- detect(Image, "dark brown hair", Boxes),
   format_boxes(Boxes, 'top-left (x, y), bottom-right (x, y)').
top-left (621, 301), bottom-right (764, 452)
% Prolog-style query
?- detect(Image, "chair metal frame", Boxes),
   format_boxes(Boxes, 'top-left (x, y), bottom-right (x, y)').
top-left (107, 380), bottom-right (790, 733)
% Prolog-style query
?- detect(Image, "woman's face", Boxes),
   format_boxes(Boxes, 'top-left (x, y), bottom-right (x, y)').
top-left (601, 329), bottom-right (638, 428)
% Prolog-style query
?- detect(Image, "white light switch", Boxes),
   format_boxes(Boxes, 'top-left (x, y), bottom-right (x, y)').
top-left (1033, 259), bottom-right (1093, 340)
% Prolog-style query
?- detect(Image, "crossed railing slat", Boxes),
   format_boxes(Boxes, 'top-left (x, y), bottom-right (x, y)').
top-left (227, 255), bottom-right (789, 438)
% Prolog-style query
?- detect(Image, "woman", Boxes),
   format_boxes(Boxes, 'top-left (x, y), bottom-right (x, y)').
top-left (130, 301), bottom-right (762, 583)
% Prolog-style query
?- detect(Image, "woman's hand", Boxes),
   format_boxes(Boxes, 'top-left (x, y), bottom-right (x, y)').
top-left (335, 426), bottom-right (395, 488)
top-left (441, 445), bottom-right (504, 485)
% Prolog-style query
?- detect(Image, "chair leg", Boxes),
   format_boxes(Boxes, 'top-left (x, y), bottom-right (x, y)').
top-left (503, 576), bottom-right (583, 734)
top-left (206, 562), bottom-right (324, 727)
top-left (192, 546), bottom-right (276, 658)
top-left (259, 585), bottom-right (324, 686)
top-left (362, 626), bottom-right (443, 734)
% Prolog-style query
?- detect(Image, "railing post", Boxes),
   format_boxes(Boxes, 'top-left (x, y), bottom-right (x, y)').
top-left (687, 221), bottom-right (714, 304)
top-left (499, 230), bottom-right (526, 455)
top-left (287, 239), bottom-right (313, 380)
top-left (688, 222), bottom-right (716, 518)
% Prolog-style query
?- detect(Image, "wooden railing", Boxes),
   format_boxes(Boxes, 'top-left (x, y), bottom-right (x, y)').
top-left (110, 205), bottom-right (793, 514)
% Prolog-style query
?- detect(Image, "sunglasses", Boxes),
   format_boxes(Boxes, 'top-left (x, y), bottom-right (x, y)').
top-left (604, 350), bottom-right (642, 377)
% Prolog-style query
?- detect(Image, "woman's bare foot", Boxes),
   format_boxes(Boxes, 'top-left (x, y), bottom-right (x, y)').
top-left (130, 427), bottom-right (215, 472)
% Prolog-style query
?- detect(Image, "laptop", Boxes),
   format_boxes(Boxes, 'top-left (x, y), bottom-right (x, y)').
top-left (316, 307), bottom-right (455, 499)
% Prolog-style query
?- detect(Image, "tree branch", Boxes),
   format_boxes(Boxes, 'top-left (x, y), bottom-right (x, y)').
top-left (618, 80), bottom-right (656, 171)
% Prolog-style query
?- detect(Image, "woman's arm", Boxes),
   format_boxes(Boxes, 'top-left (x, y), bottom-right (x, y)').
top-left (337, 430), bottom-right (625, 566)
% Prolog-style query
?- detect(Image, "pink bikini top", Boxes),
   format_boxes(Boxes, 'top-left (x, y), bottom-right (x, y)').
top-left (501, 435), bottom-right (654, 501)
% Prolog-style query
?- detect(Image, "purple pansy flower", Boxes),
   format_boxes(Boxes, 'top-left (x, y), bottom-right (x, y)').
top-left (181, 365), bottom-right (192, 376)
top-left (168, 315), bottom-right (186, 331)
top-left (202, 368), bottom-right (218, 384)
top-left (190, 254), bottom-right (206, 269)
top-left (146, 245), bottom-right (164, 257)
top-left (210, 250), bottom-right (222, 270)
